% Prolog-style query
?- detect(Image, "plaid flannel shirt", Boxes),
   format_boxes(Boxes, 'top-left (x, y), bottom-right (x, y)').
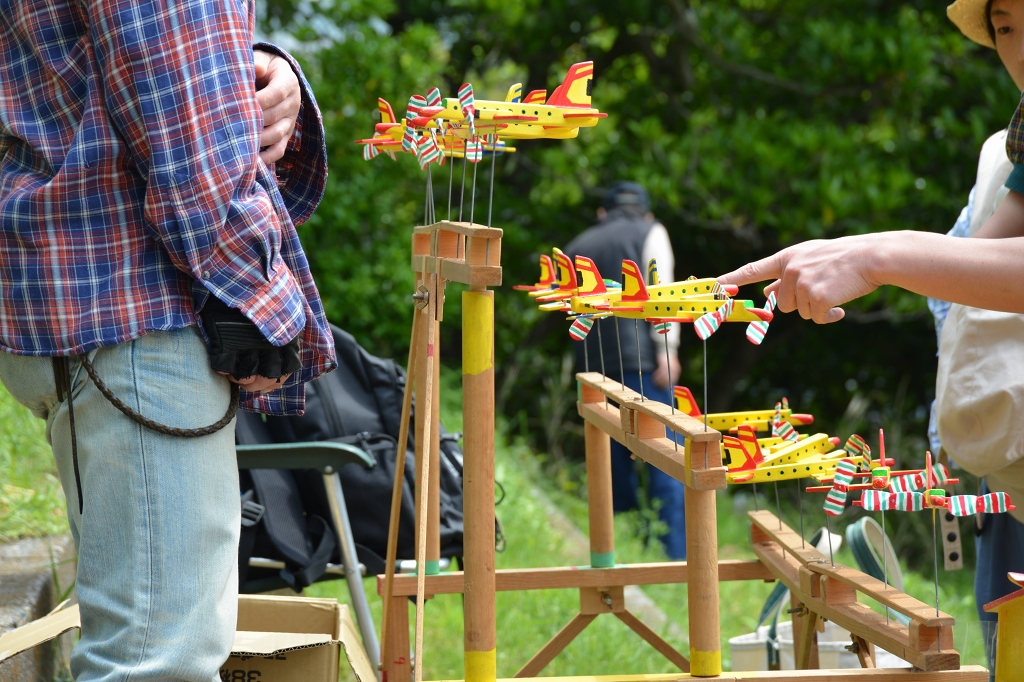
top-left (0, 0), bottom-right (336, 414)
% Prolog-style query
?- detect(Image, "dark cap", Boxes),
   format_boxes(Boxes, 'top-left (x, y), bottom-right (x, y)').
top-left (602, 181), bottom-right (650, 212)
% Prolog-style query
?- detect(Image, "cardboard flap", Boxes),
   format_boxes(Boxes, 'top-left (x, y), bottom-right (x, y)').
top-left (338, 605), bottom-right (377, 682)
top-left (0, 604), bottom-right (80, 663)
top-left (231, 630), bottom-right (333, 656)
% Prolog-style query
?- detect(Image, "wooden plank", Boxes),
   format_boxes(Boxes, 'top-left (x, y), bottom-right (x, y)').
top-left (380, 560), bottom-right (775, 597)
top-left (421, 666), bottom-right (990, 681)
top-left (417, 255), bottom-right (503, 287)
top-left (581, 402), bottom-right (726, 489)
top-left (514, 614), bottom-right (596, 678)
top-left (615, 610), bottom-right (690, 672)
top-left (579, 586), bottom-right (624, 615)
top-left (851, 635), bottom-right (876, 669)
top-left (753, 540), bottom-right (961, 671)
top-left (796, 609), bottom-right (819, 670)
top-left (578, 372), bottom-right (721, 442)
top-left (750, 510), bottom-right (955, 627)
top-left (413, 220), bottom-right (504, 239)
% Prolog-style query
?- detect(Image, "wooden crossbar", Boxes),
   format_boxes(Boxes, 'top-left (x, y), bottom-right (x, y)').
top-left (749, 510), bottom-right (954, 627)
top-left (749, 510), bottom-right (961, 671)
top-left (378, 560), bottom-right (774, 597)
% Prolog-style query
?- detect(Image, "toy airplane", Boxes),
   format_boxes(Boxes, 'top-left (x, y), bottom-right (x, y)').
top-left (722, 423), bottom-right (863, 484)
top-left (855, 451), bottom-right (1014, 516)
top-left (430, 63), bottom-right (607, 140)
top-left (672, 386), bottom-right (813, 434)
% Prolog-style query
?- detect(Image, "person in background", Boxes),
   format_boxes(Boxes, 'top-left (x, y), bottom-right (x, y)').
top-left (719, 3), bottom-right (1024, 678)
top-left (0, 1), bottom-right (334, 680)
top-left (565, 182), bottom-right (687, 560)
top-left (930, 2), bottom-right (1024, 678)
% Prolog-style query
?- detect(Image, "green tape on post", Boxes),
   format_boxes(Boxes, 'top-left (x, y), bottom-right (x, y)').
top-left (424, 560), bottom-right (441, 576)
top-left (590, 551), bottom-right (615, 568)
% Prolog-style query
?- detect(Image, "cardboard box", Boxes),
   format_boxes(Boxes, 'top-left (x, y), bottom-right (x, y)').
top-left (0, 594), bottom-right (376, 682)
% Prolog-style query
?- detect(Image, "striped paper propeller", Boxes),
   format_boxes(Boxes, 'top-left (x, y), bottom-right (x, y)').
top-left (861, 490), bottom-right (924, 512)
top-left (946, 492), bottom-right (1015, 516)
top-left (458, 83), bottom-right (476, 137)
top-left (823, 458), bottom-right (859, 516)
top-left (403, 94), bottom-right (426, 153)
top-left (889, 463), bottom-right (950, 494)
top-left (362, 144), bottom-right (379, 161)
top-left (425, 87), bottom-right (442, 108)
top-left (416, 134), bottom-right (441, 169)
top-left (745, 291), bottom-right (777, 345)
top-left (465, 138), bottom-right (484, 163)
top-left (694, 299), bottom-right (734, 340)
top-left (772, 401), bottom-right (798, 442)
top-left (569, 316), bottom-right (595, 341)
top-left (843, 434), bottom-right (871, 471)
top-left (654, 321), bottom-right (672, 335)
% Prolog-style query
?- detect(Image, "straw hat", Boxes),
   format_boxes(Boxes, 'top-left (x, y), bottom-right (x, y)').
top-left (948, 0), bottom-right (996, 49)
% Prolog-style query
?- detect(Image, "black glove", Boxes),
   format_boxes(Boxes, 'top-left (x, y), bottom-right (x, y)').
top-left (200, 294), bottom-right (301, 381)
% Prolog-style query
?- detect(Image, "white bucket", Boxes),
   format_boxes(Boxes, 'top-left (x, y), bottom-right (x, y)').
top-left (728, 625), bottom-right (772, 671)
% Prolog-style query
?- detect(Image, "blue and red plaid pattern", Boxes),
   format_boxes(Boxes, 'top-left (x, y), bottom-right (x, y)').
top-left (0, 0), bottom-right (335, 414)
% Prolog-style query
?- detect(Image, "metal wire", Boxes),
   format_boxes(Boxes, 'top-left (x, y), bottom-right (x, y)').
top-left (633, 320), bottom-right (644, 402)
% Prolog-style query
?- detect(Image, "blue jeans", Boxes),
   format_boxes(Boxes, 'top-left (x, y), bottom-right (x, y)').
top-left (0, 327), bottom-right (239, 682)
top-left (975, 479), bottom-right (1024, 682)
top-left (608, 369), bottom-right (687, 560)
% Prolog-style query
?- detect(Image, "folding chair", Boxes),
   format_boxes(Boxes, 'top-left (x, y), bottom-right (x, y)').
top-left (236, 438), bottom-right (381, 670)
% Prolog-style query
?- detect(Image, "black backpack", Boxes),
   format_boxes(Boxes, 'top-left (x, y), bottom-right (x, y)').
top-left (236, 324), bottom-right (465, 592)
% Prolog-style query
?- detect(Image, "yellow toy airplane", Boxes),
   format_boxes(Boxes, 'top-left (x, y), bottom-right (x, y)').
top-left (723, 424), bottom-right (858, 484)
top-left (672, 386), bottom-right (814, 434)
top-left (512, 254), bottom-right (558, 292)
top-left (431, 62), bottom-right (607, 140)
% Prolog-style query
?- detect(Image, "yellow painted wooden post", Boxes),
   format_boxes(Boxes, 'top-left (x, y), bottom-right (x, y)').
top-left (463, 287), bottom-right (497, 682)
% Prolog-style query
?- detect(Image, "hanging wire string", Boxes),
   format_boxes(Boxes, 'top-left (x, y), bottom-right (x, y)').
top-left (663, 329), bottom-right (678, 451)
top-left (825, 514), bottom-right (835, 567)
top-left (469, 154), bottom-right (479, 225)
top-left (775, 482), bottom-right (782, 530)
top-left (633, 320), bottom-right (644, 402)
top-left (447, 139), bottom-right (455, 221)
top-left (797, 483), bottom-right (805, 548)
top-left (458, 156), bottom-right (468, 222)
top-left (614, 320), bottom-right (625, 391)
top-left (597, 318), bottom-right (607, 378)
top-left (488, 138), bottom-right (497, 227)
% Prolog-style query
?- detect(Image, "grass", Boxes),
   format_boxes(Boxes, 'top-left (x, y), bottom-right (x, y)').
top-left (0, 385), bottom-right (69, 543)
top-left (0, 374), bottom-right (990, 678)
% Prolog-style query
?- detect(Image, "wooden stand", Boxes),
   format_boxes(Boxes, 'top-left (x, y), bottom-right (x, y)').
top-left (376, 221), bottom-right (987, 681)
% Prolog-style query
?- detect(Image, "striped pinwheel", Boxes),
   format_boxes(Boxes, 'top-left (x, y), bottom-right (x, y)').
top-left (694, 299), bottom-right (734, 340)
top-left (771, 399), bottom-right (799, 442)
top-left (403, 94), bottom-right (427, 153)
top-left (745, 291), bottom-right (778, 345)
top-left (823, 458), bottom-right (859, 517)
top-left (458, 83), bottom-right (476, 137)
top-left (842, 434), bottom-right (872, 472)
top-left (860, 489), bottom-right (925, 512)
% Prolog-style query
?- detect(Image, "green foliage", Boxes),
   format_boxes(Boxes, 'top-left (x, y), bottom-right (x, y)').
top-left (263, 0), bottom-right (1010, 569)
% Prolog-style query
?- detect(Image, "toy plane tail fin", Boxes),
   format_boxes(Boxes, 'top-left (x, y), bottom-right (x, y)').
top-left (552, 248), bottom-right (577, 290)
top-left (574, 257), bottom-right (608, 295)
top-left (647, 258), bottom-right (660, 286)
top-left (723, 424), bottom-right (763, 474)
top-left (378, 98), bottom-right (397, 125)
top-left (538, 254), bottom-right (556, 286)
top-left (620, 260), bottom-right (649, 302)
top-left (506, 83), bottom-right (523, 103)
top-left (523, 89), bottom-right (547, 104)
top-left (673, 385), bottom-right (702, 417)
top-left (547, 61), bottom-right (594, 108)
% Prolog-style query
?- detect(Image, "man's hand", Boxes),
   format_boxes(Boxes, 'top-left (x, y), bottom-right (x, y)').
top-left (717, 234), bottom-right (884, 324)
top-left (201, 295), bottom-right (300, 393)
top-left (652, 352), bottom-right (680, 389)
top-left (254, 50), bottom-right (300, 165)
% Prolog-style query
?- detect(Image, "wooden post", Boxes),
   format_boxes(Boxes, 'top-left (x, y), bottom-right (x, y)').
top-left (583, 384), bottom-right (615, 567)
top-left (462, 288), bottom-right (496, 682)
top-left (412, 270), bottom-right (442, 577)
top-left (685, 486), bottom-right (721, 676)
top-left (383, 595), bottom-right (412, 682)
top-left (427, 312), bottom-right (441, 575)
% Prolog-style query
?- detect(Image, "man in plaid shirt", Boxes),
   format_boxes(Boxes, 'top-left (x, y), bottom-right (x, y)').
top-left (0, 1), bottom-right (335, 679)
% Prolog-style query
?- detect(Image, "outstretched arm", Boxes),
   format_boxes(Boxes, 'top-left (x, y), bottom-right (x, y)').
top-left (718, 190), bottom-right (1024, 323)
